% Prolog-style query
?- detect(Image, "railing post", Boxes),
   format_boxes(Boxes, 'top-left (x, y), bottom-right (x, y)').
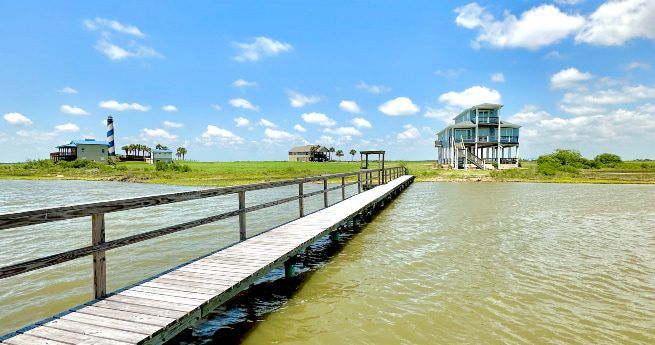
top-left (238, 191), bottom-right (246, 241)
top-left (91, 213), bottom-right (106, 299)
top-left (298, 182), bottom-right (304, 217)
top-left (323, 178), bottom-right (328, 208)
top-left (357, 172), bottom-right (362, 193)
top-left (341, 176), bottom-right (346, 200)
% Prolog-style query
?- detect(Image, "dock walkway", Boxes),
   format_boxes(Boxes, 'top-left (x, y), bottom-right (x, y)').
top-left (1, 174), bottom-right (414, 345)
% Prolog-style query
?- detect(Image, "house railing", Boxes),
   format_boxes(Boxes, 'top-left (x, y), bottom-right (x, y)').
top-left (0, 167), bottom-right (408, 299)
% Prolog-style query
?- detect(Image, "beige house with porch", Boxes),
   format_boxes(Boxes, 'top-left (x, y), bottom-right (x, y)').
top-left (288, 145), bottom-right (329, 162)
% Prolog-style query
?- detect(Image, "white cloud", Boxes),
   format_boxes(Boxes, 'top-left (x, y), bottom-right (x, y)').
top-left (234, 117), bottom-right (250, 127)
top-left (54, 123), bottom-right (80, 132)
top-left (559, 85), bottom-right (655, 116)
top-left (94, 39), bottom-right (161, 61)
top-left (211, 104), bottom-right (222, 111)
top-left (60, 105), bottom-right (89, 116)
top-left (293, 124), bottom-right (306, 132)
top-left (555, 0), bottom-right (584, 5)
top-left (339, 100), bottom-right (361, 114)
top-left (84, 17), bottom-right (144, 37)
top-left (438, 86), bottom-right (502, 109)
top-left (550, 67), bottom-right (593, 89)
top-left (301, 112), bottom-right (336, 127)
top-left (287, 91), bottom-right (321, 108)
top-left (99, 100), bottom-right (150, 112)
top-left (200, 125), bottom-right (243, 145)
top-left (163, 121), bottom-right (183, 128)
top-left (491, 72), bottom-right (505, 83)
top-left (264, 128), bottom-right (296, 141)
top-left (455, 3), bottom-right (585, 50)
top-left (258, 118), bottom-right (277, 128)
top-left (3, 112), bottom-right (33, 125)
top-left (434, 68), bottom-right (465, 80)
top-left (59, 86), bottom-right (78, 94)
top-left (351, 117), bottom-right (372, 128)
top-left (229, 98), bottom-right (259, 111)
top-left (161, 105), bottom-right (178, 112)
top-left (142, 128), bottom-right (178, 141)
top-left (232, 36), bottom-right (292, 62)
top-left (423, 107), bottom-right (452, 121)
top-left (576, 0), bottom-right (655, 46)
top-left (232, 79), bottom-right (257, 88)
top-left (324, 126), bottom-right (362, 138)
top-left (378, 97), bottom-right (420, 116)
top-left (397, 124), bottom-right (421, 140)
top-left (624, 61), bottom-right (651, 71)
top-left (356, 81), bottom-right (390, 94)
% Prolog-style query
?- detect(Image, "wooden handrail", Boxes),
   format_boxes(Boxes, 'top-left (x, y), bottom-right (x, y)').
top-left (0, 167), bottom-right (407, 299)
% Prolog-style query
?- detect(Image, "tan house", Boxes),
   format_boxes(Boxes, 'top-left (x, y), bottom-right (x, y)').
top-left (288, 145), bottom-right (329, 162)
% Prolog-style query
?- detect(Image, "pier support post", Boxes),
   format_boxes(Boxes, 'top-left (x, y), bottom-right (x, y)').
top-left (341, 176), bottom-right (346, 201)
top-left (298, 182), bottom-right (304, 217)
top-left (357, 172), bottom-right (362, 193)
top-left (323, 178), bottom-right (328, 208)
top-left (330, 230), bottom-right (340, 242)
top-left (284, 260), bottom-right (296, 278)
top-left (91, 213), bottom-right (107, 299)
top-left (238, 191), bottom-right (246, 241)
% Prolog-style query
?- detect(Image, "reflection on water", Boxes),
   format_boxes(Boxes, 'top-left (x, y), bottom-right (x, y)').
top-left (2, 181), bottom-right (655, 344)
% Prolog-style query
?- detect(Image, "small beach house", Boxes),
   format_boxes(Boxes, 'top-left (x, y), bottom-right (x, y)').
top-left (435, 103), bottom-right (520, 170)
top-left (148, 148), bottom-right (173, 164)
top-left (288, 145), bottom-right (329, 162)
top-left (50, 139), bottom-right (109, 163)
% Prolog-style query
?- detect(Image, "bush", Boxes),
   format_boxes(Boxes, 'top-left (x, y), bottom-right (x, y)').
top-left (594, 153), bottom-right (622, 167)
top-left (155, 161), bottom-right (192, 172)
top-left (536, 149), bottom-right (589, 175)
top-left (58, 159), bottom-right (107, 169)
top-left (22, 159), bottom-right (56, 170)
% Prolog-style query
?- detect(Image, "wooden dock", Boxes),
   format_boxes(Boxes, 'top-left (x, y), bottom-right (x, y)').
top-left (0, 168), bottom-right (413, 345)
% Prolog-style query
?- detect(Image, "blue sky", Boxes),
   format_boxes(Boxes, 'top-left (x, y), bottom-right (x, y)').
top-left (1, 0), bottom-right (654, 162)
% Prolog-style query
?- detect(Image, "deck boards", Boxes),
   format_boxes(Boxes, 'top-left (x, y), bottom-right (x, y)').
top-left (2, 175), bottom-right (413, 345)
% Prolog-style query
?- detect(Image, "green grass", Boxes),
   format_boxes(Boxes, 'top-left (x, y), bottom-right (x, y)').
top-left (1, 159), bottom-right (654, 186)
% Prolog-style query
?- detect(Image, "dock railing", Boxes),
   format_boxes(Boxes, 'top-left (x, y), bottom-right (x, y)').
top-left (0, 166), bottom-right (408, 300)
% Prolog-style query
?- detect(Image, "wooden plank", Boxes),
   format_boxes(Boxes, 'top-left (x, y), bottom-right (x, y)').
top-left (129, 286), bottom-right (215, 301)
top-left (60, 312), bottom-right (159, 336)
top-left (3, 334), bottom-right (69, 345)
top-left (106, 294), bottom-right (195, 313)
top-left (141, 281), bottom-right (226, 295)
top-left (91, 299), bottom-right (187, 319)
top-left (23, 325), bottom-right (131, 345)
top-left (42, 318), bottom-right (146, 344)
top-left (119, 289), bottom-right (205, 306)
top-left (76, 305), bottom-right (176, 328)
top-left (91, 213), bottom-right (107, 299)
top-left (150, 277), bottom-right (233, 291)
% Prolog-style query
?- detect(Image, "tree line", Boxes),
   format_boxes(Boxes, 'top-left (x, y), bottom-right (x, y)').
top-left (120, 144), bottom-right (188, 160)
top-left (310, 146), bottom-right (359, 161)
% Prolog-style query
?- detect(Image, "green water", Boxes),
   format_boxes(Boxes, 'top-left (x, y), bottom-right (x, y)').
top-left (237, 182), bottom-right (655, 344)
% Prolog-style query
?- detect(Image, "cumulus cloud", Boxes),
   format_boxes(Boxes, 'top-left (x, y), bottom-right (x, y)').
top-left (85, 17), bottom-right (161, 60)
top-left (287, 91), bottom-right (321, 108)
top-left (379, 97), bottom-right (420, 116)
top-left (623, 61), bottom-right (651, 71)
top-left (356, 81), bottom-right (391, 94)
top-left (351, 117), bottom-right (372, 128)
top-left (559, 84), bottom-right (655, 116)
top-left (423, 107), bottom-right (452, 121)
top-left (163, 121), bottom-right (183, 128)
top-left (576, 0), bottom-right (655, 46)
top-left (234, 117), bottom-right (250, 127)
top-left (550, 68), bottom-right (593, 89)
top-left (258, 118), bottom-right (277, 128)
top-left (293, 124), bottom-right (306, 132)
top-left (232, 36), bottom-right (292, 62)
top-left (200, 125), bottom-right (243, 145)
top-left (324, 126), bottom-right (362, 137)
top-left (339, 100), bottom-right (361, 114)
top-left (99, 100), bottom-right (150, 112)
top-left (455, 3), bottom-right (585, 49)
top-left (301, 112), bottom-right (336, 127)
top-left (491, 72), bottom-right (505, 83)
top-left (3, 112), bottom-right (33, 125)
top-left (60, 105), bottom-right (89, 116)
top-left (232, 79), bottom-right (257, 88)
top-left (229, 98), bottom-right (259, 111)
top-left (59, 86), bottom-right (78, 94)
top-left (161, 105), bottom-right (178, 112)
top-left (211, 104), bottom-right (222, 111)
top-left (94, 39), bottom-right (161, 61)
top-left (438, 86), bottom-right (501, 109)
top-left (54, 123), bottom-right (80, 132)
top-left (142, 128), bottom-right (178, 141)
top-left (434, 68), bottom-right (465, 80)
top-left (264, 128), bottom-right (297, 141)
top-left (397, 124), bottom-right (421, 140)
top-left (84, 17), bottom-right (144, 37)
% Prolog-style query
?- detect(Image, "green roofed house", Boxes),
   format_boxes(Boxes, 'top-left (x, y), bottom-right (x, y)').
top-left (435, 103), bottom-right (520, 170)
top-left (50, 139), bottom-right (109, 163)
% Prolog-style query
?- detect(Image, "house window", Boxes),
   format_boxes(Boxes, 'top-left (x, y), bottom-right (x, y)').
top-left (102, 149), bottom-right (105, 153)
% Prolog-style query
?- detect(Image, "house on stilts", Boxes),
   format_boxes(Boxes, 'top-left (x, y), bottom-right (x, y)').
top-left (435, 103), bottom-right (520, 170)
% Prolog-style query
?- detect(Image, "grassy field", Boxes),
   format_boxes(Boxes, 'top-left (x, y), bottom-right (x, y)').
top-left (1, 159), bottom-right (654, 186)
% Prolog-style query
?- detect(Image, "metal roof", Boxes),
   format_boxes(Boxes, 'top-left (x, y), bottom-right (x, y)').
top-left (453, 103), bottom-right (504, 120)
top-left (360, 150), bottom-right (385, 154)
top-left (153, 148), bottom-right (172, 153)
top-left (57, 139), bottom-right (108, 148)
top-left (288, 145), bottom-right (329, 152)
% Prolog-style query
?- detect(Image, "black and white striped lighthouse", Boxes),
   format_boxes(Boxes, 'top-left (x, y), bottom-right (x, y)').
top-left (107, 115), bottom-right (116, 157)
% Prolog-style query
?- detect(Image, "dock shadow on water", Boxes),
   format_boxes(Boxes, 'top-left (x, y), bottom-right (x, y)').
top-left (168, 226), bottom-right (365, 345)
